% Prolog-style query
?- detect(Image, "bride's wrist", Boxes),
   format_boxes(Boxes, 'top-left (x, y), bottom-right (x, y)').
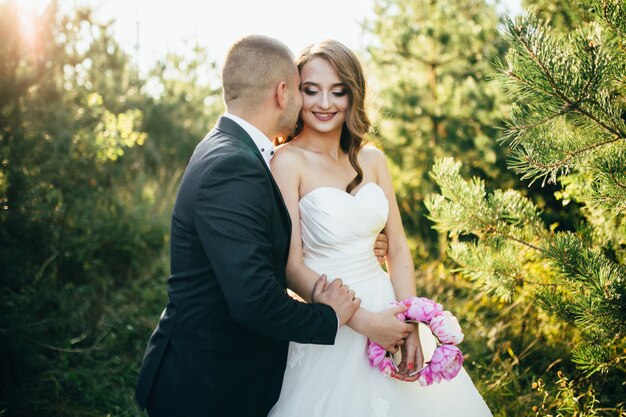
top-left (346, 308), bottom-right (372, 335)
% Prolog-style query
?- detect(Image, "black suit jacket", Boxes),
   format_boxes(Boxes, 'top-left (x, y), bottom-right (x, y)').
top-left (135, 116), bottom-right (337, 417)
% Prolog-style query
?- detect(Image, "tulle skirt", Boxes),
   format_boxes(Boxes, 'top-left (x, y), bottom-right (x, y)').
top-left (269, 254), bottom-right (492, 417)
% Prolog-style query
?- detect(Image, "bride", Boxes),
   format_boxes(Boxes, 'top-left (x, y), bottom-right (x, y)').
top-left (269, 39), bottom-right (492, 416)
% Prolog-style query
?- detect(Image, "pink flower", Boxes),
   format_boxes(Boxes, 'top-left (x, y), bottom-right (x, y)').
top-left (429, 345), bottom-right (464, 381)
top-left (367, 341), bottom-right (386, 367)
top-left (416, 365), bottom-right (437, 386)
top-left (404, 297), bottom-right (443, 323)
top-left (430, 311), bottom-right (464, 345)
top-left (392, 300), bottom-right (407, 321)
top-left (367, 298), bottom-right (466, 383)
top-left (378, 356), bottom-right (396, 376)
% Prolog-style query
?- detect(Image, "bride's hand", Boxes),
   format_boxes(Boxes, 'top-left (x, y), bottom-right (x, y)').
top-left (392, 323), bottom-right (424, 382)
top-left (361, 305), bottom-right (413, 353)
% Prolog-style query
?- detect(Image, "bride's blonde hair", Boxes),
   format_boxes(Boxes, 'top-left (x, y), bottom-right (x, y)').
top-left (283, 39), bottom-right (371, 194)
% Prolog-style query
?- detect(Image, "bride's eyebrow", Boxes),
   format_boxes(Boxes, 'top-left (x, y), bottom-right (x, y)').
top-left (301, 81), bottom-right (347, 88)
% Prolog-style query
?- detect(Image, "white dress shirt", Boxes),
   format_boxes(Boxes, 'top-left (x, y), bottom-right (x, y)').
top-left (223, 113), bottom-right (275, 168)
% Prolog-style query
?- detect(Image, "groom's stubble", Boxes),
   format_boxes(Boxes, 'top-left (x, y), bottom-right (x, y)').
top-left (275, 72), bottom-right (302, 137)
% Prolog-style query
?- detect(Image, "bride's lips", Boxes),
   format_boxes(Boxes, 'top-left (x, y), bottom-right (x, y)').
top-left (313, 112), bottom-right (337, 122)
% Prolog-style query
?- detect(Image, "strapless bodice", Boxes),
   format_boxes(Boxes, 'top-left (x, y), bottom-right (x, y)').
top-left (298, 182), bottom-right (389, 283)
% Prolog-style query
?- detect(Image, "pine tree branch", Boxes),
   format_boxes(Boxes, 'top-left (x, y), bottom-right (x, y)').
top-left (579, 97), bottom-right (620, 134)
top-left (512, 24), bottom-right (575, 105)
top-left (457, 264), bottom-right (556, 288)
top-left (432, 169), bottom-right (547, 253)
top-left (601, 1), bottom-right (626, 55)
top-left (521, 135), bottom-right (624, 170)
top-left (504, 69), bottom-right (602, 137)
top-left (577, 46), bottom-right (600, 104)
top-left (521, 279), bottom-right (558, 288)
top-left (513, 25), bottom-right (626, 141)
top-left (506, 102), bottom-right (571, 132)
top-left (504, 233), bottom-right (548, 253)
top-left (504, 69), bottom-right (548, 102)
top-left (456, 264), bottom-right (523, 284)
top-left (609, 171), bottom-right (626, 190)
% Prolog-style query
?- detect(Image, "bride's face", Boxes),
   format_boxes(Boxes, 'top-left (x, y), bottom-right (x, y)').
top-left (299, 57), bottom-right (349, 135)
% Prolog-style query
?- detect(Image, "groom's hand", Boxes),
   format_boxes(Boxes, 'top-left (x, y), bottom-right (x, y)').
top-left (374, 232), bottom-right (388, 264)
top-left (312, 275), bottom-right (360, 326)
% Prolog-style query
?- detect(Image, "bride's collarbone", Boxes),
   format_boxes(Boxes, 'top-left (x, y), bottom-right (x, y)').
top-left (297, 155), bottom-right (378, 199)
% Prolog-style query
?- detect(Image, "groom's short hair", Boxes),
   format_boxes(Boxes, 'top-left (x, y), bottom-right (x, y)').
top-left (222, 35), bottom-right (297, 109)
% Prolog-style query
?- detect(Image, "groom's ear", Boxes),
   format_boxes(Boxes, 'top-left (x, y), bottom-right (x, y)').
top-left (274, 81), bottom-right (288, 110)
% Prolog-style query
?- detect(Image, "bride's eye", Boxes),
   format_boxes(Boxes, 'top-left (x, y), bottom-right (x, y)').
top-left (332, 89), bottom-right (348, 97)
top-left (303, 88), bottom-right (318, 96)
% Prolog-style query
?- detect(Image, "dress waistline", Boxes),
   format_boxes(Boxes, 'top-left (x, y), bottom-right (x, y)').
top-left (303, 251), bottom-right (386, 286)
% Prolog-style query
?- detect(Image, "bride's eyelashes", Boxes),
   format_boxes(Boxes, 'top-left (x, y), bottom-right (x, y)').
top-left (302, 87), bottom-right (348, 97)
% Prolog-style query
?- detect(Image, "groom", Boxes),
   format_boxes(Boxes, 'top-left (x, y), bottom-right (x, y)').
top-left (134, 35), bottom-right (361, 417)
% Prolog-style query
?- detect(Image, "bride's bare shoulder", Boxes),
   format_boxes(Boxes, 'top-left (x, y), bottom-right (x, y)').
top-left (272, 141), bottom-right (307, 170)
top-left (358, 144), bottom-right (387, 169)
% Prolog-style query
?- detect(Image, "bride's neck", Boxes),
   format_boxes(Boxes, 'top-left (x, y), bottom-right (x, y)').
top-left (296, 127), bottom-right (343, 159)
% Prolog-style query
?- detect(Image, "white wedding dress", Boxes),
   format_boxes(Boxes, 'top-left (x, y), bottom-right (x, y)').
top-left (269, 182), bottom-right (492, 417)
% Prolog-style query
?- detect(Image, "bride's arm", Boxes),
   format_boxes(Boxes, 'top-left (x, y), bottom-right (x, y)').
top-left (368, 147), bottom-right (416, 301)
top-left (269, 146), bottom-right (328, 303)
top-left (271, 146), bottom-right (411, 352)
top-left (368, 146), bottom-right (424, 378)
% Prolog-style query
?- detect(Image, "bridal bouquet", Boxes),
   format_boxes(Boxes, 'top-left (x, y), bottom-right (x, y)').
top-left (367, 297), bottom-right (464, 386)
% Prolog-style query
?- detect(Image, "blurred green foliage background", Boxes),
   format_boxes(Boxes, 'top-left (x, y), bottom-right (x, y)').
top-left (1, 0), bottom-right (624, 415)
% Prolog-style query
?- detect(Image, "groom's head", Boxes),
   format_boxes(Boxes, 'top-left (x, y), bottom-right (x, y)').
top-left (222, 35), bottom-right (301, 137)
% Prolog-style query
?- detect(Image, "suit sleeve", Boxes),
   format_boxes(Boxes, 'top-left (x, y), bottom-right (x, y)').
top-left (194, 152), bottom-right (337, 344)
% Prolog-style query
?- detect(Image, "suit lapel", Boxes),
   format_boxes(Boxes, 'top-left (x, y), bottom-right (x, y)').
top-left (214, 117), bottom-right (292, 236)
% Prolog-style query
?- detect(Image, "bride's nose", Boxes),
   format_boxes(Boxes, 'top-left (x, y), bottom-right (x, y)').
top-left (318, 92), bottom-right (331, 109)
